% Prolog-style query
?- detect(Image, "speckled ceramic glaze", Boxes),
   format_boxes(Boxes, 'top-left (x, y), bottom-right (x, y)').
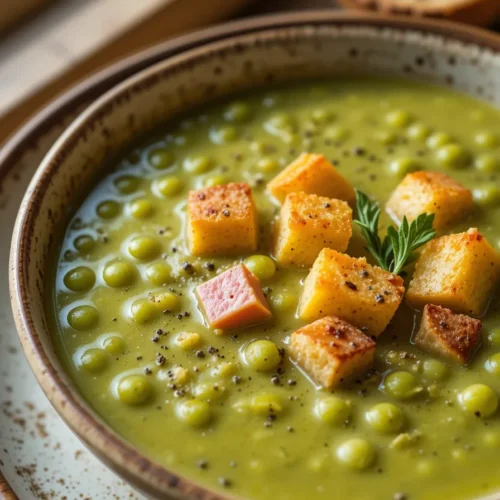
top-left (8, 12), bottom-right (500, 500)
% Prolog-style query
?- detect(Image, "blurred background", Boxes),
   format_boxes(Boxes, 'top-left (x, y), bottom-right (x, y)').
top-left (0, 0), bottom-right (498, 145)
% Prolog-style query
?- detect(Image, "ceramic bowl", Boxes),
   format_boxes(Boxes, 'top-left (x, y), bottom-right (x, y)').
top-left (9, 11), bottom-right (500, 500)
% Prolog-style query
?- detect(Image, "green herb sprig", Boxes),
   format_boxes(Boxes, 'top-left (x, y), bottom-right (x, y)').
top-left (354, 189), bottom-right (436, 275)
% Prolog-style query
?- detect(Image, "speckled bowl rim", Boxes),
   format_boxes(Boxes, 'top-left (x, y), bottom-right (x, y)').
top-left (8, 11), bottom-right (500, 500)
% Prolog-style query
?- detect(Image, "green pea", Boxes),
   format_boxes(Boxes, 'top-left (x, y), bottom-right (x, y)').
top-left (407, 124), bottom-right (431, 141)
top-left (102, 336), bottom-right (126, 355)
top-left (266, 113), bottom-right (293, 131)
top-left (482, 430), bottom-right (500, 448)
top-left (244, 340), bottom-right (281, 372)
top-left (313, 396), bottom-right (350, 425)
top-left (64, 266), bottom-right (96, 292)
top-left (270, 293), bottom-right (297, 313)
top-left (458, 384), bottom-right (498, 417)
top-left (176, 399), bottom-right (212, 427)
top-left (183, 156), bottom-right (212, 174)
top-left (250, 140), bottom-right (267, 154)
top-left (474, 132), bottom-right (499, 150)
top-left (80, 348), bottom-right (107, 373)
top-left (385, 110), bottom-right (411, 129)
top-left (324, 126), bottom-right (348, 141)
top-left (415, 459), bottom-right (437, 477)
top-left (114, 175), bottom-right (140, 194)
top-left (210, 126), bottom-right (237, 144)
top-left (249, 393), bottom-right (283, 416)
top-left (365, 403), bottom-right (404, 434)
top-left (427, 132), bottom-right (452, 150)
top-left (375, 130), bottom-right (398, 145)
top-left (282, 132), bottom-right (299, 145)
top-left (148, 148), bottom-right (175, 170)
top-left (485, 353), bottom-right (500, 375)
top-left (156, 176), bottom-right (183, 197)
top-left (421, 359), bottom-right (448, 381)
top-left (335, 438), bottom-right (375, 470)
top-left (145, 261), bottom-right (172, 286)
top-left (96, 200), bottom-right (121, 219)
top-left (150, 291), bottom-right (180, 311)
top-left (256, 158), bottom-right (279, 172)
top-left (68, 305), bottom-right (99, 331)
top-left (311, 109), bottom-right (332, 124)
top-left (436, 144), bottom-right (470, 169)
top-left (193, 382), bottom-right (226, 402)
top-left (244, 255), bottom-right (276, 280)
top-left (128, 236), bottom-right (161, 261)
top-left (224, 101), bottom-right (251, 123)
top-left (74, 235), bottom-right (95, 254)
top-left (129, 199), bottom-right (154, 219)
top-left (118, 375), bottom-right (153, 405)
top-left (131, 299), bottom-right (160, 324)
top-left (475, 154), bottom-right (500, 173)
top-left (383, 371), bottom-right (422, 400)
top-left (488, 328), bottom-right (500, 346)
top-left (473, 187), bottom-right (500, 207)
top-left (103, 260), bottom-right (136, 288)
top-left (204, 175), bottom-right (228, 188)
top-left (388, 157), bottom-right (422, 177)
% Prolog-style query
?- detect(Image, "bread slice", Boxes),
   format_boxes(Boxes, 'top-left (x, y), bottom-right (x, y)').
top-left (338, 0), bottom-right (500, 27)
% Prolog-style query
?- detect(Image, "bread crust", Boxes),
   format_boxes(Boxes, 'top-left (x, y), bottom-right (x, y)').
top-left (337, 0), bottom-right (500, 27)
top-left (414, 304), bottom-right (482, 364)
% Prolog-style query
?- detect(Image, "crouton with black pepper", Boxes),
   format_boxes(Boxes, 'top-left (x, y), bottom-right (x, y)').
top-left (298, 249), bottom-right (405, 336)
top-left (290, 316), bottom-right (376, 389)
top-left (267, 153), bottom-right (355, 205)
top-left (386, 171), bottom-right (473, 230)
top-left (407, 228), bottom-right (500, 315)
top-left (414, 304), bottom-right (482, 364)
top-left (273, 192), bottom-right (352, 267)
top-left (187, 183), bottom-right (258, 256)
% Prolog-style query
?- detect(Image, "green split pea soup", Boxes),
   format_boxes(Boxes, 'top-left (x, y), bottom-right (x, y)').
top-left (50, 78), bottom-right (500, 500)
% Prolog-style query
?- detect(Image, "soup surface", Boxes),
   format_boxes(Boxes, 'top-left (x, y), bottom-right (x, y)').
top-left (49, 78), bottom-right (500, 500)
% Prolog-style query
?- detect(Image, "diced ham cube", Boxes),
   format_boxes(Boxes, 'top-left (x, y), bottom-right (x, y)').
top-left (196, 264), bottom-right (272, 330)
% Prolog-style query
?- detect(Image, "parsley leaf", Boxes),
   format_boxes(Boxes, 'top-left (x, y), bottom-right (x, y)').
top-left (354, 189), bottom-right (436, 275)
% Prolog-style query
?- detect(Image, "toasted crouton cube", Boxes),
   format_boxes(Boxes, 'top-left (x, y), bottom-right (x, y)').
top-left (273, 192), bottom-right (352, 267)
top-left (414, 304), bottom-right (481, 364)
top-left (386, 171), bottom-right (473, 230)
top-left (188, 183), bottom-right (258, 256)
top-left (196, 264), bottom-right (271, 330)
top-left (407, 228), bottom-right (500, 315)
top-left (290, 316), bottom-right (376, 389)
top-left (298, 249), bottom-right (405, 336)
top-left (267, 153), bottom-right (355, 205)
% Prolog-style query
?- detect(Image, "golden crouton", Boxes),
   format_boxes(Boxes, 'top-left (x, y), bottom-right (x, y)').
top-left (298, 249), bottom-right (405, 336)
top-left (273, 192), bottom-right (352, 267)
top-left (188, 183), bottom-right (258, 256)
top-left (267, 153), bottom-right (355, 205)
top-left (414, 304), bottom-right (481, 364)
top-left (386, 171), bottom-right (473, 230)
top-left (290, 316), bottom-right (376, 389)
top-left (407, 228), bottom-right (500, 315)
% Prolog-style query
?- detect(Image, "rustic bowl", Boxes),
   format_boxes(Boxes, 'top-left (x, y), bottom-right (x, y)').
top-left (9, 11), bottom-right (500, 500)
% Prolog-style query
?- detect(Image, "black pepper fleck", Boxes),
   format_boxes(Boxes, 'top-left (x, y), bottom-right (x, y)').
top-left (345, 281), bottom-right (358, 291)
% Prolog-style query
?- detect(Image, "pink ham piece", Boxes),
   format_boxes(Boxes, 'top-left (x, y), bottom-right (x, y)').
top-left (196, 264), bottom-right (272, 330)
